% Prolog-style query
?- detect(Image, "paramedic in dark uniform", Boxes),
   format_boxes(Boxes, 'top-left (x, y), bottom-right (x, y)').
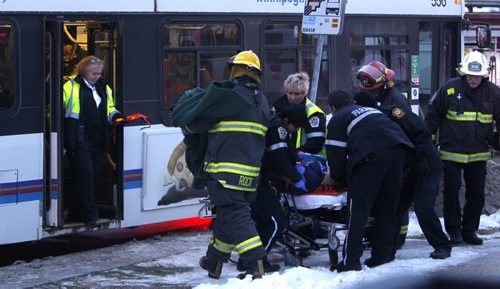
top-left (187, 51), bottom-right (270, 280)
top-left (243, 103), bottom-right (308, 273)
top-left (426, 51), bottom-right (500, 245)
top-left (322, 90), bottom-right (413, 272)
top-left (273, 72), bottom-right (326, 154)
top-left (63, 56), bottom-right (121, 227)
top-left (354, 91), bottom-right (452, 260)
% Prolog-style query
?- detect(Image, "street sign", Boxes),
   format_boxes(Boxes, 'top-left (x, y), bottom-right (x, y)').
top-left (302, 0), bottom-right (347, 35)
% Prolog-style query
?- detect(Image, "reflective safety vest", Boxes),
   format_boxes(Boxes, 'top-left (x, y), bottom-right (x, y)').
top-left (295, 98), bottom-right (326, 155)
top-left (63, 77), bottom-right (119, 123)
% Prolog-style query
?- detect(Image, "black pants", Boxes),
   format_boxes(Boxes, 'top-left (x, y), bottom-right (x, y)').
top-left (206, 179), bottom-right (266, 265)
top-left (251, 180), bottom-right (286, 253)
top-left (397, 169), bottom-right (450, 252)
top-left (342, 146), bottom-right (406, 267)
top-left (442, 160), bottom-right (486, 236)
top-left (68, 142), bottom-right (105, 222)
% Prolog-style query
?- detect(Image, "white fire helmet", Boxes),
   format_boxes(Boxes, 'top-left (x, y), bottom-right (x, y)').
top-left (458, 51), bottom-right (490, 77)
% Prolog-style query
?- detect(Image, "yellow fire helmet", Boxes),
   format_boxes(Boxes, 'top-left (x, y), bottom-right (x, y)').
top-left (228, 50), bottom-right (263, 75)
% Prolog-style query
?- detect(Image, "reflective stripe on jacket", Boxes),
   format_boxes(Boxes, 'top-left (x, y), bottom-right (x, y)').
top-left (203, 78), bottom-right (270, 192)
top-left (426, 77), bottom-right (500, 163)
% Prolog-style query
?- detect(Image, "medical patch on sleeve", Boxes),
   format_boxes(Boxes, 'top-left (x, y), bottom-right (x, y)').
top-left (278, 126), bottom-right (288, 140)
top-left (309, 116), bottom-right (320, 128)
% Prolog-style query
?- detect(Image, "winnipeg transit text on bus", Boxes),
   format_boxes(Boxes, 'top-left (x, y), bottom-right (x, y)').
top-left (0, 0), bottom-right (472, 245)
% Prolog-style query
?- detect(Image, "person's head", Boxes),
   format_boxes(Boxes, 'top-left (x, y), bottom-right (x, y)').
top-left (74, 56), bottom-right (104, 85)
top-left (227, 50), bottom-right (263, 82)
top-left (328, 89), bottom-right (353, 114)
top-left (283, 72), bottom-right (310, 103)
top-left (355, 61), bottom-right (395, 93)
top-left (279, 102), bottom-right (307, 132)
top-left (458, 50), bottom-right (489, 89)
top-left (353, 91), bottom-right (377, 108)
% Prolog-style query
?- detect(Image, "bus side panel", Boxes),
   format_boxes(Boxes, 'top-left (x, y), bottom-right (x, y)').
top-left (0, 133), bottom-right (44, 245)
top-left (121, 125), bottom-right (204, 228)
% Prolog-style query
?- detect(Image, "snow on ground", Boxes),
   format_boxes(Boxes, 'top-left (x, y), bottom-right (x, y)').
top-left (49, 210), bottom-right (500, 289)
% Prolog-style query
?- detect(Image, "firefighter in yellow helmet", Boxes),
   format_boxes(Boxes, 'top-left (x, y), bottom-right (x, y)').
top-left (188, 50), bottom-right (270, 280)
top-left (427, 50), bottom-right (500, 246)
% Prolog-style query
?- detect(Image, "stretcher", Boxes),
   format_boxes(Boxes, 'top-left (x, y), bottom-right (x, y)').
top-left (277, 186), bottom-right (349, 267)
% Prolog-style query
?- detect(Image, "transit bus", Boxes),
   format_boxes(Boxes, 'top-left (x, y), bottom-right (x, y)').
top-left (0, 0), bottom-right (471, 245)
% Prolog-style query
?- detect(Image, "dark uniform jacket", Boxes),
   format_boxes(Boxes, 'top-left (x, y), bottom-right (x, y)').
top-left (426, 76), bottom-right (500, 163)
top-left (184, 76), bottom-right (270, 192)
top-left (260, 117), bottom-right (301, 184)
top-left (325, 104), bottom-right (414, 184)
top-left (273, 95), bottom-right (326, 154)
top-left (381, 105), bottom-right (442, 178)
top-left (377, 86), bottom-right (411, 111)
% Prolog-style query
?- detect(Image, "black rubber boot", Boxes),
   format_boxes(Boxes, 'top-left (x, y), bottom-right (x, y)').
top-left (199, 256), bottom-right (223, 279)
top-left (463, 233), bottom-right (483, 245)
top-left (429, 248), bottom-right (451, 259)
top-left (237, 259), bottom-right (265, 280)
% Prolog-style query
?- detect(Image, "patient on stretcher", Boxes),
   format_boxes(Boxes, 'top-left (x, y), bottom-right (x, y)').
top-left (285, 152), bottom-right (347, 211)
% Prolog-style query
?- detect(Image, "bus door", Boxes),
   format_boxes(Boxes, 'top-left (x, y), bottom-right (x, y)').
top-left (44, 19), bottom-right (122, 227)
top-left (44, 19), bottom-right (64, 227)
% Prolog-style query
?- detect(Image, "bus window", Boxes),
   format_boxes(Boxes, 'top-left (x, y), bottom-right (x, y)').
top-left (63, 23), bottom-right (87, 80)
top-left (263, 22), bottom-right (329, 109)
top-left (349, 20), bottom-right (410, 94)
top-left (162, 22), bottom-right (242, 124)
top-left (0, 23), bottom-right (14, 110)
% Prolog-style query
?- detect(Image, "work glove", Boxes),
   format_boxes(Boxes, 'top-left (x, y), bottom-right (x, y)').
top-left (293, 179), bottom-right (307, 192)
top-left (415, 158), bottom-right (432, 180)
top-left (295, 164), bottom-right (305, 176)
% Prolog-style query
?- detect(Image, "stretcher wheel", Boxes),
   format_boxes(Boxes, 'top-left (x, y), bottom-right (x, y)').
top-left (284, 251), bottom-right (302, 267)
top-left (328, 234), bottom-right (340, 250)
top-left (328, 248), bottom-right (339, 266)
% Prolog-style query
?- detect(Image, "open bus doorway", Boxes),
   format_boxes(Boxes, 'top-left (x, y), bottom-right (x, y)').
top-left (43, 19), bottom-right (122, 229)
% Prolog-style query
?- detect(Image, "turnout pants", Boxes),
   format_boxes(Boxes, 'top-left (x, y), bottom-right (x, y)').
top-left (251, 180), bottom-right (286, 253)
top-left (206, 179), bottom-right (267, 266)
top-left (443, 160), bottom-right (486, 237)
top-left (342, 146), bottom-right (406, 267)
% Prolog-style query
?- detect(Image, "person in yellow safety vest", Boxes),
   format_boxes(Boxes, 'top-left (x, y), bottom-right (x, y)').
top-left (426, 50), bottom-right (500, 246)
top-left (272, 72), bottom-right (326, 155)
top-left (62, 55), bottom-right (121, 227)
top-left (186, 50), bottom-right (270, 280)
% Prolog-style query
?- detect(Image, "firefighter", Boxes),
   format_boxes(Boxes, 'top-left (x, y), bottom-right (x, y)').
top-left (62, 56), bottom-right (121, 227)
top-left (355, 60), bottom-right (411, 111)
top-left (273, 72), bottom-right (326, 155)
top-left (183, 50), bottom-right (270, 280)
top-left (239, 103), bottom-right (308, 273)
top-left (322, 90), bottom-right (414, 272)
top-left (356, 60), bottom-right (411, 246)
top-left (426, 50), bottom-right (500, 245)
top-left (354, 91), bottom-right (452, 260)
